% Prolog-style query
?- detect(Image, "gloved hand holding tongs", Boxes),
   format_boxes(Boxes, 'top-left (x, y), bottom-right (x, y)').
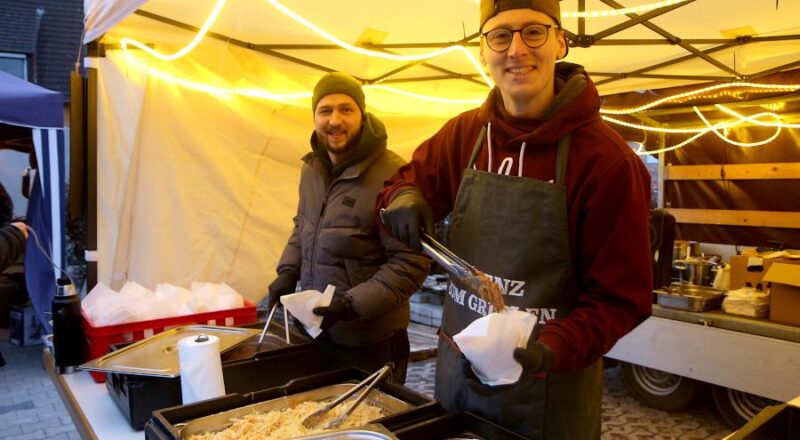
top-left (380, 198), bottom-right (504, 310)
top-left (379, 196), bottom-right (481, 293)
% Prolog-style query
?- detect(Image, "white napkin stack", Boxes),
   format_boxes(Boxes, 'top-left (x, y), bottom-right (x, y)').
top-left (280, 285), bottom-right (336, 338)
top-left (453, 309), bottom-right (537, 386)
top-left (81, 281), bottom-right (246, 326)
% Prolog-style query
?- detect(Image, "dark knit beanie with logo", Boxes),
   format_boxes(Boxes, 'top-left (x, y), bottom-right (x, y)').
top-left (480, 0), bottom-right (562, 30)
top-left (311, 72), bottom-right (366, 113)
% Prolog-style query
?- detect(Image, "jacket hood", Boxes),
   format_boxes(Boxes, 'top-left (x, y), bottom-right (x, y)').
top-left (309, 112), bottom-right (388, 176)
top-left (476, 62), bottom-right (602, 147)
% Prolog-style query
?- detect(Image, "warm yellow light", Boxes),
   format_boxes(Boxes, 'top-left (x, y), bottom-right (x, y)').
top-left (365, 85), bottom-right (484, 105)
top-left (601, 82), bottom-right (800, 115)
top-left (562, 0), bottom-right (692, 18)
top-left (121, 0), bottom-right (227, 61)
top-left (263, 0), bottom-right (493, 88)
top-left (607, 104), bottom-right (790, 155)
top-left (715, 104), bottom-right (800, 129)
top-left (470, 0), bottom-right (691, 19)
top-left (694, 106), bottom-right (781, 148)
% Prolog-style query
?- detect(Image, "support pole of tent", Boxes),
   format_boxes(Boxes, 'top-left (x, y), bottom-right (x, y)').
top-left (87, 67), bottom-right (98, 289)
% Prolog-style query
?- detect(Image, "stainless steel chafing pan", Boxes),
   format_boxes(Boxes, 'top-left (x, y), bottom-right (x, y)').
top-left (178, 383), bottom-right (412, 439)
top-left (297, 424), bottom-right (398, 439)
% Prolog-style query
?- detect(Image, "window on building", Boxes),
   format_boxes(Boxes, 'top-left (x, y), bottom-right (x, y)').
top-left (0, 53), bottom-right (28, 80)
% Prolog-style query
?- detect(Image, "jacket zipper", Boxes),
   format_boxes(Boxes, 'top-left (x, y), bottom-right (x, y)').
top-left (309, 182), bottom-right (332, 288)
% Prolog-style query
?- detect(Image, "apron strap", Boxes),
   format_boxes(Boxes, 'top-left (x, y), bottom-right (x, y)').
top-left (439, 328), bottom-right (463, 354)
top-left (555, 133), bottom-right (571, 185)
top-left (466, 126), bottom-right (488, 170)
top-left (465, 124), bottom-right (571, 184)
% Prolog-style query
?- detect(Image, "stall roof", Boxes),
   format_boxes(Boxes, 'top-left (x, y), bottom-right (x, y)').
top-left (86, 0), bottom-right (800, 100)
top-left (0, 69), bottom-right (64, 129)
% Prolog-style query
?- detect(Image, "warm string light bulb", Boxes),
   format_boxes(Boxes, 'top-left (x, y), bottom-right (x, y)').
top-left (114, 1), bottom-right (798, 151)
top-left (120, 51), bottom-right (486, 107)
top-left (262, 0), bottom-right (493, 88)
top-left (613, 103), bottom-right (791, 155)
top-left (121, 0), bottom-right (227, 61)
top-left (601, 83), bottom-right (800, 115)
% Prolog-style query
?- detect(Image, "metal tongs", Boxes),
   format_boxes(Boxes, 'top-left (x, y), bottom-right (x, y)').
top-left (301, 364), bottom-right (393, 430)
top-left (256, 302), bottom-right (290, 349)
top-left (421, 233), bottom-right (482, 293)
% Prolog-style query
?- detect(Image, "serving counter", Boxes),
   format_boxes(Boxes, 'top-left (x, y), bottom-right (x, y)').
top-left (45, 349), bottom-right (141, 440)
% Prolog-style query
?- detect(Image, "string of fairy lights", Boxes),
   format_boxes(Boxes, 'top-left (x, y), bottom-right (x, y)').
top-left (115, 0), bottom-right (799, 154)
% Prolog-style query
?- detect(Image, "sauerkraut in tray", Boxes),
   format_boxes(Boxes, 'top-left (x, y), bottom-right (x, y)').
top-left (189, 400), bottom-right (387, 440)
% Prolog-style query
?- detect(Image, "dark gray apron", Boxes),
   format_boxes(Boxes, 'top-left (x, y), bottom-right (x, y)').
top-left (435, 129), bottom-right (602, 440)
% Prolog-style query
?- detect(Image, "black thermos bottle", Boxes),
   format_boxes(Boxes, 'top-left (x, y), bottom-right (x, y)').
top-left (52, 277), bottom-right (84, 373)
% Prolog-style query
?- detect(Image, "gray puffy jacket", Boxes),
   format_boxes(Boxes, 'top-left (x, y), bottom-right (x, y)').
top-left (277, 114), bottom-right (430, 346)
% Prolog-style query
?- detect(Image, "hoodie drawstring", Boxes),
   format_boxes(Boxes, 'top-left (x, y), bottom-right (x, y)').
top-left (477, 122), bottom-right (527, 177)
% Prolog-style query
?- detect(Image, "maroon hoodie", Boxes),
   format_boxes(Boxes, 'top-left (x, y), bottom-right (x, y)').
top-left (378, 63), bottom-right (653, 373)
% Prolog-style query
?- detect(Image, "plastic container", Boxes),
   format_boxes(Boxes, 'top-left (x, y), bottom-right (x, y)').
top-left (81, 299), bottom-right (257, 382)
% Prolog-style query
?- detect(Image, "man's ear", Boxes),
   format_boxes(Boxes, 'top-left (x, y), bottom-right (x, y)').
top-left (479, 39), bottom-right (488, 66)
top-left (556, 32), bottom-right (568, 60)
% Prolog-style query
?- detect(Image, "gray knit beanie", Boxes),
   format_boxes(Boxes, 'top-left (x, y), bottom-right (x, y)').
top-left (311, 72), bottom-right (365, 113)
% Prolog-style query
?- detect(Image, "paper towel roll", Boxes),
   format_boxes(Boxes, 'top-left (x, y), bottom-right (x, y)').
top-left (179, 334), bottom-right (226, 404)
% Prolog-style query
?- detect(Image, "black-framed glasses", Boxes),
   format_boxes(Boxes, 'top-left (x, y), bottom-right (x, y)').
top-left (482, 24), bottom-right (558, 52)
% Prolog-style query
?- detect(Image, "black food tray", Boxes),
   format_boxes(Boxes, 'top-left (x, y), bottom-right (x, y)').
top-left (108, 321), bottom-right (323, 430)
top-left (144, 367), bottom-right (438, 440)
top-left (387, 411), bottom-right (529, 440)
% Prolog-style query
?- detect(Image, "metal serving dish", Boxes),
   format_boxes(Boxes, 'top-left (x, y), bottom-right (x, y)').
top-left (273, 424), bottom-right (397, 439)
top-left (656, 285), bottom-right (726, 312)
top-left (178, 383), bottom-right (411, 438)
top-left (80, 325), bottom-right (259, 378)
top-left (145, 368), bottom-right (437, 440)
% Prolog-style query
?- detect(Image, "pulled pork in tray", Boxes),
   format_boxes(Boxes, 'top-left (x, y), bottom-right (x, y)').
top-left (189, 400), bottom-right (387, 440)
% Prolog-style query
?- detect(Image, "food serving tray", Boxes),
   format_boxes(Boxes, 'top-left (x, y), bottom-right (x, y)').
top-left (145, 368), bottom-right (437, 440)
top-left (178, 383), bottom-right (410, 438)
top-left (383, 410), bottom-right (528, 440)
top-left (299, 424), bottom-right (398, 439)
top-left (656, 285), bottom-right (726, 312)
top-left (80, 325), bottom-right (259, 378)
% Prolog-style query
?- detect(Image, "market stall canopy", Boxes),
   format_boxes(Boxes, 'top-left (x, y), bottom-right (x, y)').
top-left (0, 69), bottom-right (67, 333)
top-left (84, 0), bottom-right (800, 106)
top-left (82, 0), bottom-right (800, 300)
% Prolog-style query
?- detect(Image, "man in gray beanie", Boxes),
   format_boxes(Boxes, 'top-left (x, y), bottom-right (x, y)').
top-left (378, 0), bottom-right (652, 438)
top-left (266, 72), bottom-right (430, 382)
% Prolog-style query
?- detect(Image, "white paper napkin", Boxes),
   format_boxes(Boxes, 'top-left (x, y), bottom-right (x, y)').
top-left (280, 285), bottom-right (336, 338)
top-left (453, 309), bottom-right (537, 386)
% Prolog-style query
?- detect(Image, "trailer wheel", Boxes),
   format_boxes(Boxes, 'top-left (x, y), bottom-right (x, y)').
top-left (620, 362), bottom-right (699, 411)
top-left (711, 386), bottom-right (777, 429)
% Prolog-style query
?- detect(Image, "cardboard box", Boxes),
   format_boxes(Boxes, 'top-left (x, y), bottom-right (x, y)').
top-left (764, 263), bottom-right (800, 325)
top-left (729, 255), bottom-right (800, 290)
top-left (9, 304), bottom-right (43, 346)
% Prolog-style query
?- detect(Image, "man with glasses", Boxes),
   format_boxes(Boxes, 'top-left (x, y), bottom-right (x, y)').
top-left (378, 0), bottom-right (652, 437)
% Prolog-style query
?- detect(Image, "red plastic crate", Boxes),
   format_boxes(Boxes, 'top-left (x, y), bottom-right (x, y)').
top-left (81, 299), bottom-right (257, 382)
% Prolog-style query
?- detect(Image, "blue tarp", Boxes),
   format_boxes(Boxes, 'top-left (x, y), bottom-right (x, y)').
top-left (0, 69), bottom-right (64, 129)
top-left (0, 69), bottom-right (67, 334)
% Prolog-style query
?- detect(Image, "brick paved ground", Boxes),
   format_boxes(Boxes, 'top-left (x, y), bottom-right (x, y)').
top-left (1, 323), bottom-right (733, 440)
top-left (0, 329), bottom-right (79, 440)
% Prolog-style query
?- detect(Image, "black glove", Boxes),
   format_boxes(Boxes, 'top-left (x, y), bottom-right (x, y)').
top-left (266, 271), bottom-right (298, 309)
top-left (380, 188), bottom-right (434, 251)
top-left (313, 295), bottom-right (356, 330)
top-left (513, 342), bottom-right (555, 375)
